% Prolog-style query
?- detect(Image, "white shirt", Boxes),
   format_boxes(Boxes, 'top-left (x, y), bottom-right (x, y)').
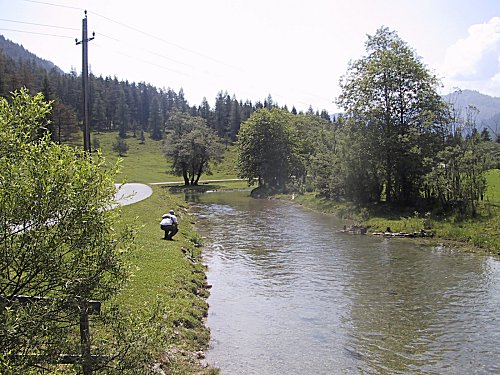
top-left (160, 216), bottom-right (173, 226)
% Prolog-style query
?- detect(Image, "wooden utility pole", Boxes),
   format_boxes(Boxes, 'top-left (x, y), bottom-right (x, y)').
top-left (76, 11), bottom-right (94, 152)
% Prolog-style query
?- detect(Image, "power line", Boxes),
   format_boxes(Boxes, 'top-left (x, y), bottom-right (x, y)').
top-left (0, 18), bottom-right (79, 31)
top-left (93, 35), bottom-right (195, 69)
top-left (81, 16), bottom-right (324, 109)
top-left (9, 1), bottom-right (332, 110)
top-left (0, 16), bottom-right (119, 43)
top-left (0, 16), bottom-right (192, 68)
top-left (94, 32), bottom-right (119, 42)
top-left (87, 10), bottom-right (240, 71)
top-left (14, 0), bottom-right (238, 71)
top-left (0, 28), bottom-right (74, 39)
top-left (19, 0), bottom-right (83, 11)
top-left (92, 43), bottom-right (190, 78)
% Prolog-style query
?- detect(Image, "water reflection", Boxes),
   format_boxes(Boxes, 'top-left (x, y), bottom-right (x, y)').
top-left (191, 191), bottom-right (500, 375)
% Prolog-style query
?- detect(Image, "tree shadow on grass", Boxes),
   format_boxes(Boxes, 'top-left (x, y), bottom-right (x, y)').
top-left (161, 184), bottom-right (225, 194)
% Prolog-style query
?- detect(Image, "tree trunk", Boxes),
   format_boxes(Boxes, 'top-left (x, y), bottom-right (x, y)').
top-left (194, 160), bottom-right (205, 185)
top-left (385, 154), bottom-right (392, 203)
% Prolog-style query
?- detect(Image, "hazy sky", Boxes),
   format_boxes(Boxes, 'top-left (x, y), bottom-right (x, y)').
top-left (1, 0), bottom-right (499, 113)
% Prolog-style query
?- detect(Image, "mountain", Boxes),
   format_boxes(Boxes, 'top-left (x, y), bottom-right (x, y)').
top-left (0, 34), bottom-right (64, 74)
top-left (443, 89), bottom-right (500, 135)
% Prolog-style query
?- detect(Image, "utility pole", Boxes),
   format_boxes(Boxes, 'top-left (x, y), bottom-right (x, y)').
top-left (76, 10), bottom-right (94, 152)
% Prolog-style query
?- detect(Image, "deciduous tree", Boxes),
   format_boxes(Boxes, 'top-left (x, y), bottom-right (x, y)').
top-left (163, 112), bottom-right (224, 185)
top-left (337, 27), bottom-right (448, 204)
top-left (237, 108), bottom-right (300, 193)
top-left (0, 89), bottom-right (132, 371)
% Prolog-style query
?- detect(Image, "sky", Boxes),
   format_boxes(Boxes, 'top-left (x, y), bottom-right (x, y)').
top-left (1, 0), bottom-right (499, 113)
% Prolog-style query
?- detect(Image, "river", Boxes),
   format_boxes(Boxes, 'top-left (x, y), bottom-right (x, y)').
top-left (189, 191), bottom-right (500, 375)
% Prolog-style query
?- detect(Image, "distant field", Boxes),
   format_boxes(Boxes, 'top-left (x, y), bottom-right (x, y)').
top-left (485, 169), bottom-right (500, 203)
top-left (94, 131), bottom-right (239, 183)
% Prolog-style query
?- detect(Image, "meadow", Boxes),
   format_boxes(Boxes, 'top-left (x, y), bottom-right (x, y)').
top-left (94, 131), bottom-right (240, 184)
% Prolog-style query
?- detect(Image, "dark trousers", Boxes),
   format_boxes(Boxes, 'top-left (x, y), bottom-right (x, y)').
top-left (161, 224), bottom-right (178, 240)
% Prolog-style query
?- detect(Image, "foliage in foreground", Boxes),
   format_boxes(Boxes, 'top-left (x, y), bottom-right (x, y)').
top-left (0, 89), bottom-right (170, 374)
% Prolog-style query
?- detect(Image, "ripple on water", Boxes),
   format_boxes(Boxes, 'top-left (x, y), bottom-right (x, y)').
top-left (191, 192), bottom-right (500, 375)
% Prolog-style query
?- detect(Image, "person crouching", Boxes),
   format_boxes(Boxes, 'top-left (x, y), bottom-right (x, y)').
top-left (160, 210), bottom-right (178, 240)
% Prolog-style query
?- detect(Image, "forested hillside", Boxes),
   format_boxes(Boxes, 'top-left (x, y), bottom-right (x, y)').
top-left (0, 35), bottom-right (63, 73)
top-left (4, 33), bottom-right (498, 146)
top-left (443, 89), bottom-right (500, 137)
top-left (0, 35), bottom-right (332, 146)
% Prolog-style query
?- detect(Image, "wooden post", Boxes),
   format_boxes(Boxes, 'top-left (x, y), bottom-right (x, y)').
top-left (1, 295), bottom-right (102, 372)
top-left (80, 308), bottom-right (92, 375)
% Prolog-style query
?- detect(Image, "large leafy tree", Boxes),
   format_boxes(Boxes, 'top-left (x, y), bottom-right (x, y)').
top-left (337, 27), bottom-right (448, 204)
top-left (163, 111), bottom-right (224, 185)
top-left (0, 89), bottom-right (132, 372)
top-left (237, 108), bottom-right (300, 193)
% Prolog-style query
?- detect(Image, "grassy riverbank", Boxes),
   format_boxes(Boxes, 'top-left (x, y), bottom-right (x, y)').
top-left (95, 130), bottom-right (251, 373)
top-left (113, 184), bottom-right (217, 374)
top-left (290, 169), bottom-right (500, 255)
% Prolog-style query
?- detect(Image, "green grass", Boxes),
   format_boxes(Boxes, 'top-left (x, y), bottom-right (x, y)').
top-left (94, 131), bottom-right (177, 183)
top-left (115, 186), bottom-right (202, 308)
top-left (90, 131), bottom-right (222, 372)
top-left (210, 143), bottom-right (239, 178)
top-left (94, 131), bottom-right (239, 183)
top-left (290, 193), bottom-right (363, 219)
top-left (111, 185), bottom-right (217, 373)
top-left (485, 169), bottom-right (500, 202)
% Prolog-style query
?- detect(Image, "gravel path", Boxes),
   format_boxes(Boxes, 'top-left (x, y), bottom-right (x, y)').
top-left (114, 179), bottom-right (244, 207)
top-left (114, 183), bottom-right (153, 207)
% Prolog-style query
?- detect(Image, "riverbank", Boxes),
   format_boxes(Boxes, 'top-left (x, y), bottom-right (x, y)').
top-left (114, 185), bottom-right (218, 374)
top-left (284, 191), bottom-right (499, 255)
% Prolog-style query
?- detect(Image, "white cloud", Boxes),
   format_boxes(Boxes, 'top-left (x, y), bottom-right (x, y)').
top-left (438, 17), bottom-right (500, 96)
top-left (440, 17), bottom-right (500, 96)
top-left (444, 17), bottom-right (500, 80)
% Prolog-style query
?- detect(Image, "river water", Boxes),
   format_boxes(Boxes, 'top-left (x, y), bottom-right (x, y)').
top-left (189, 191), bottom-right (500, 375)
